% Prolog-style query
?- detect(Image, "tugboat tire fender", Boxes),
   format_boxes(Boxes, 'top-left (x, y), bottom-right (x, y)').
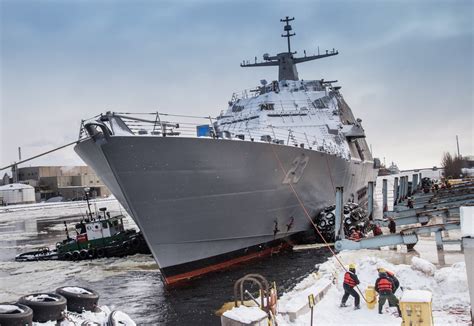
top-left (96, 248), bottom-right (105, 258)
top-left (123, 241), bottom-right (132, 253)
top-left (72, 251), bottom-right (81, 261)
top-left (56, 287), bottom-right (99, 314)
top-left (79, 250), bottom-right (89, 260)
top-left (87, 248), bottom-right (96, 258)
top-left (18, 293), bottom-right (67, 323)
top-left (64, 252), bottom-right (73, 261)
top-left (0, 303), bottom-right (33, 325)
top-left (131, 237), bottom-right (141, 248)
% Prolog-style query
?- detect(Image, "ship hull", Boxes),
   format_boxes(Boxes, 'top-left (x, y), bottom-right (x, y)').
top-left (75, 136), bottom-right (377, 284)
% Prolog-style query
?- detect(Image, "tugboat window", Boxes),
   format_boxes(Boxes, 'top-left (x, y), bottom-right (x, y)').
top-left (102, 222), bottom-right (108, 228)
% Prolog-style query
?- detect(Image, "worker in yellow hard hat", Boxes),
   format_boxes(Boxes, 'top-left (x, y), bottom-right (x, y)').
top-left (377, 267), bottom-right (400, 293)
top-left (375, 268), bottom-right (401, 316)
top-left (340, 263), bottom-right (360, 309)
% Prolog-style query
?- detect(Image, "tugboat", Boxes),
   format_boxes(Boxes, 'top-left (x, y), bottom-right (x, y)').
top-left (15, 188), bottom-right (150, 262)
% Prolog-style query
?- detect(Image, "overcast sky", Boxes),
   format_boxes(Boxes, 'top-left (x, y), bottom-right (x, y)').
top-left (1, 0), bottom-right (473, 171)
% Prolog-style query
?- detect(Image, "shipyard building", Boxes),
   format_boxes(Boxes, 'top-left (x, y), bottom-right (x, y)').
top-left (4, 166), bottom-right (111, 202)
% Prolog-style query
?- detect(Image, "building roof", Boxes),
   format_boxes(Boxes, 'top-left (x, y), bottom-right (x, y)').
top-left (0, 183), bottom-right (35, 191)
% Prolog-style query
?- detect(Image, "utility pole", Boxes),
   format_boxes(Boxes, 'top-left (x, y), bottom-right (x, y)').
top-left (456, 135), bottom-right (461, 157)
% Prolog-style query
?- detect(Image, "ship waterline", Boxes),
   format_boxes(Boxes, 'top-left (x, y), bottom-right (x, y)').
top-left (75, 136), bottom-right (377, 284)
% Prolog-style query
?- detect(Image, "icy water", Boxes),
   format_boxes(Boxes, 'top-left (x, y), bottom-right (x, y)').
top-left (0, 199), bottom-right (332, 325)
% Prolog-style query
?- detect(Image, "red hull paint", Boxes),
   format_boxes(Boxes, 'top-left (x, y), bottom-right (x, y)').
top-left (165, 242), bottom-right (292, 285)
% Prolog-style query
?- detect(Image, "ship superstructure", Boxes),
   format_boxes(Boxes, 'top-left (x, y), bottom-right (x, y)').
top-left (75, 17), bottom-right (378, 285)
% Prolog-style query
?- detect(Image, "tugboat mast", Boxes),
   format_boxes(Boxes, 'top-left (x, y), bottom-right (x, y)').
top-left (240, 16), bottom-right (339, 81)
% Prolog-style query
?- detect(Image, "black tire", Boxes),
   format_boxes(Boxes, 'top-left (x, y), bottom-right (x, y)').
top-left (18, 293), bottom-right (66, 323)
top-left (96, 248), bottom-right (105, 258)
top-left (123, 241), bottom-right (132, 253)
top-left (0, 303), bottom-right (33, 326)
top-left (87, 248), bottom-right (96, 258)
top-left (56, 287), bottom-right (99, 313)
top-left (72, 251), bottom-right (80, 261)
top-left (318, 220), bottom-right (327, 228)
top-left (82, 321), bottom-right (101, 326)
top-left (131, 237), bottom-right (141, 249)
top-left (79, 250), bottom-right (88, 260)
top-left (109, 310), bottom-right (134, 326)
top-left (63, 252), bottom-right (72, 261)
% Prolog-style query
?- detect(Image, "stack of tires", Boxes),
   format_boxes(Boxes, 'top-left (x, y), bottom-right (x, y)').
top-left (0, 286), bottom-right (99, 326)
top-left (314, 203), bottom-right (369, 242)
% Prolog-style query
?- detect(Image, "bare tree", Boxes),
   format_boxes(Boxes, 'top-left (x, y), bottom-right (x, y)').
top-left (441, 152), bottom-right (464, 178)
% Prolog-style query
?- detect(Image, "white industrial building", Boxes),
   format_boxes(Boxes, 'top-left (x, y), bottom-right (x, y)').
top-left (0, 183), bottom-right (36, 205)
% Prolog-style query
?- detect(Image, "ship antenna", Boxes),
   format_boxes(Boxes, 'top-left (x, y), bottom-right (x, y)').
top-left (240, 17), bottom-right (339, 81)
top-left (280, 16), bottom-right (295, 54)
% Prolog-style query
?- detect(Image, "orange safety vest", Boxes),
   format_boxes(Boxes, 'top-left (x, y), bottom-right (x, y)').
top-left (377, 277), bottom-right (393, 292)
top-left (349, 232), bottom-right (360, 241)
top-left (344, 272), bottom-right (357, 288)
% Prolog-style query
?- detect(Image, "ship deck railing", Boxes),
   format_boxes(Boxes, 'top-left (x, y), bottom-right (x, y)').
top-left (78, 112), bottom-right (351, 160)
top-left (228, 81), bottom-right (327, 103)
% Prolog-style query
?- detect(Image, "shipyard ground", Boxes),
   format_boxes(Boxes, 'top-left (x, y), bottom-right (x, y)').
top-left (275, 247), bottom-right (471, 325)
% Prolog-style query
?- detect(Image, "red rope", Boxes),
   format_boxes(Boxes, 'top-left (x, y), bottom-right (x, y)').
top-left (270, 144), bottom-right (368, 302)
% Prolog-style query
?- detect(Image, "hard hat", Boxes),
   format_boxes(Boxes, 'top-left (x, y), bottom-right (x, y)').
top-left (349, 263), bottom-right (356, 269)
top-left (378, 267), bottom-right (386, 273)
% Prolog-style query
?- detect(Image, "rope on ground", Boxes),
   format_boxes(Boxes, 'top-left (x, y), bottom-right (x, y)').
top-left (269, 144), bottom-right (369, 303)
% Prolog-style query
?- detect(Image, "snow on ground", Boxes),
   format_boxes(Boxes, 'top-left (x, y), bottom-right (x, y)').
top-left (227, 250), bottom-right (471, 325)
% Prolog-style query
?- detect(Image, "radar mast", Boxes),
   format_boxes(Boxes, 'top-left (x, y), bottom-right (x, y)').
top-left (240, 16), bottom-right (338, 81)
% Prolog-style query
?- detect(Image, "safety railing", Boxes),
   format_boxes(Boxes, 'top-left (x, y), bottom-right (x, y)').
top-left (78, 111), bottom-right (351, 160)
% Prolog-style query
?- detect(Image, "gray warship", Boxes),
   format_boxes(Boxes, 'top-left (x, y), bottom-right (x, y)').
top-left (75, 17), bottom-right (379, 285)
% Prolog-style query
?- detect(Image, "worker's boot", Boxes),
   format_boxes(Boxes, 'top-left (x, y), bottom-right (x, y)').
top-left (340, 303), bottom-right (347, 307)
top-left (354, 305), bottom-right (360, 310)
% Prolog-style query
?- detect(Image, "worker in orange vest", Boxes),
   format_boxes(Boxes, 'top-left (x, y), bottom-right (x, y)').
top-left (349, 229), bottom-right (360, 241)
top-left (377, 267), bottom-right (400, 293)
top-left (340, 263), bottom-right (360, 309)
top-left (375, 268), bottom-right (401, 316)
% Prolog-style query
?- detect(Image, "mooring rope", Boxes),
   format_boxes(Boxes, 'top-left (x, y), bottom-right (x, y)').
top-left (269, 144), bottom-right (369, 303)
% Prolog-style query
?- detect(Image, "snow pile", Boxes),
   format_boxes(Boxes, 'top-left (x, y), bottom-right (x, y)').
top-left (401, 290), bottom-right (432, 303)
top-left (62, 286), bottom-right (92, 295)
top-left (0, 304), bottom-right (24, 314)
top-left (272, 252), bottom-right (471, 325)
top-left (30, 305), bottom-right (136, 326)
top-left (24, 294), bottom-right (60, 302)
top-left (223, 305), bottom-right (267, 323)
top-left (411, 256), bottom-right (436, 276)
